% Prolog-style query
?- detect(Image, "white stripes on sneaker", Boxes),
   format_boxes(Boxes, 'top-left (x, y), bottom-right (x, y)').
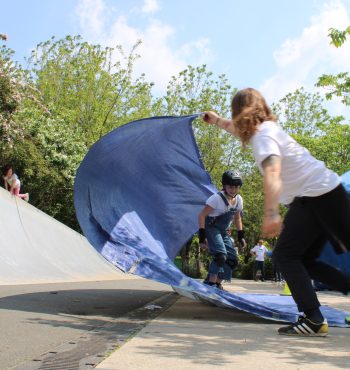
top-left (279, 316), bottom-right (328, 336)
top-left (293, 322), bottom-right (316, 335)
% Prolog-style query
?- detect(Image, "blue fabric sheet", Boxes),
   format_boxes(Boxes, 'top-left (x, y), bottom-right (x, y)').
top-left (317, 171), bottom-right (350, 276)
top-left (74, 115), bottom-right (350, 327)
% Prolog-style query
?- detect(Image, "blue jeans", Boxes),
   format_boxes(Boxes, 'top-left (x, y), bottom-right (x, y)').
top-left (205, 210), bottom-right (238, 280)
top-left (254, 260), bottom-right (265, 280)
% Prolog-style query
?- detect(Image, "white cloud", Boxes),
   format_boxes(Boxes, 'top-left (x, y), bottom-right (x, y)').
top-left (104, 17), bottom-right (187, 91)
top-left (260, 0), bottom-right (350, 117)
top-left (141, 0), bottom-right (160, 14)
top-left (75, 0), bottom-right (108, 37)
top-left (74, 0), bottom-right (213, 93)
top-left (179, 38), bottom-right (212, 66)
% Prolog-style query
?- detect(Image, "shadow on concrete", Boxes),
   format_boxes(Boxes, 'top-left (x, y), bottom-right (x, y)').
top-left (0, 288), bottom-right (168, 318)
top-left (126, 298), bottom-right (350, 369)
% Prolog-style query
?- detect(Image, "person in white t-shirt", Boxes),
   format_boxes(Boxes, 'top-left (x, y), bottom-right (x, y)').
top-left (198, 170), bottom-right (246, 290)
top-left (2, 165), bottom-right (29, 202)
top-left (202, 87), bottom-right (350, 337)
top-left (250, 240), bottom-right (268, 281)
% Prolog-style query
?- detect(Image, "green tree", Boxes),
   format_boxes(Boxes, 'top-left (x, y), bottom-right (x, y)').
top-left (273, 88), bottom-right (350, 175)
top-left (272, 88), bottom-right (330, 137)
top-left (316, 26), bottom-right (350, 105)
top-left (29, 36), bottom-right (155, 146)
top-left (311, 119), bottom-right (350, 175)
top-left (0, 45), bottom-right (43, 152)
top-left (1, 36), bottom-right (158, 228)
top-left (13, 107), bottom-right (88, 228)
top-left (0, 44), bottom-right (52, 213)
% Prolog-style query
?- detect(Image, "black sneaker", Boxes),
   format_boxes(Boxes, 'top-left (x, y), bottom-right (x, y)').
top-left (278, 315), bottom-right (328, 337)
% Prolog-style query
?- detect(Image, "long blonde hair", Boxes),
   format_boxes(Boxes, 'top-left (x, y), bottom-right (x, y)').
top-left (231, 88), bottom-right (276, 147)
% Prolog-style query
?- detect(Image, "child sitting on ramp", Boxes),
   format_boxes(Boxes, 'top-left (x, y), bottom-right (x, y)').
top-left (3, 165), bottom-right (29, 202)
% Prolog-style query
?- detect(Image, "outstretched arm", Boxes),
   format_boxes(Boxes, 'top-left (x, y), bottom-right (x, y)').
top-left (203, 111), bottom-right (238, 137)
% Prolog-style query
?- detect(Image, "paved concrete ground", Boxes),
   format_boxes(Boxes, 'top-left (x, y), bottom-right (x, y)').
top-left (96, 279), bottom-right (350, 370)
top-left (0, 277), bottom-right (173, 369)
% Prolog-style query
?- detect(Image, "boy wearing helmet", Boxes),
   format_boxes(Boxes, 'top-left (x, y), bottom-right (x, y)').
top-left (198, 170), bottom-right (246, 289)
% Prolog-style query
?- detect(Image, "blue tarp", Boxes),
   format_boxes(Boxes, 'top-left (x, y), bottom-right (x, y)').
top-left (317, 171), bottom-right (350, 276)
top-left (74, 115), bottom-right (350, 327)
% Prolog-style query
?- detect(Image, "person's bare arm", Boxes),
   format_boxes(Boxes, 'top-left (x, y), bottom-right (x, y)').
top-left (233, 212), bottom-right (243, 231)
top-left (198, 205), bottom-right (214, 229)
top-left (203, 111), bottom-right (238, 137)
top-left (261, 155), bottom-right (283, 237)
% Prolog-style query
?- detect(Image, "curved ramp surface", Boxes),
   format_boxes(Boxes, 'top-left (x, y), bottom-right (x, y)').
top-left (74, 115), bottom-right (350, 327)
top-left (0, 187), bottom-right (125, 285)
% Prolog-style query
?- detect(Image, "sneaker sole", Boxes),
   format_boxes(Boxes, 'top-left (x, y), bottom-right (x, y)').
top-left (278, 331), bottom-right (328, 337)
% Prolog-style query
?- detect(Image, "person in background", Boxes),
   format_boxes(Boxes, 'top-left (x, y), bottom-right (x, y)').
top-left (3, 165), bottom-right (29, 202)
top-left (250, 240), bottom-right (268, 281)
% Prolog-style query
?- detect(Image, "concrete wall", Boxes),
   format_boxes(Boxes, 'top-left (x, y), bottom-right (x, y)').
top-left (0, 187), bottom-right (125, 285)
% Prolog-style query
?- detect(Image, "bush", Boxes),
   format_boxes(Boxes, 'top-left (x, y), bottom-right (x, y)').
top-left (174, 255), bottom-right (208, 279)
top-left (234, 254), bottom-right (274, 280)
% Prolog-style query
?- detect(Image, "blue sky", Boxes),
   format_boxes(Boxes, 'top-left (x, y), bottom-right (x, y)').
top-left (1, 0), bottom-right (350, 117)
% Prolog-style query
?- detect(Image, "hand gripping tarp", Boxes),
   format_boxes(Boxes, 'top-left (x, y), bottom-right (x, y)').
top-left (74, 115), bottom-right (349, 327)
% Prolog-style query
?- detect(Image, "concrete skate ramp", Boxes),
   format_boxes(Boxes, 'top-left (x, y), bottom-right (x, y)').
top-left (0, 187), bottom-right (124, 285)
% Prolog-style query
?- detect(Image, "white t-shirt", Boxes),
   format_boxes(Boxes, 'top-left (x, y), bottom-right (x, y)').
top-left (251, 244), bottom-right (268, 261)
top-left (206, 192), bottom-right (243, 217)
top-left (250, 121), bottom-right (340, 205)
top-left (3, 173), bottom-right (20, 188)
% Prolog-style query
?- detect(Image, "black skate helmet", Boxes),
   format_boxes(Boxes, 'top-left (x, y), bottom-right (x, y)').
top-left (222, 170), bottom-right (243, 187)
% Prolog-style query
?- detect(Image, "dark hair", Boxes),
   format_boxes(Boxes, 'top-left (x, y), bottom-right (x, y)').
top-left (231, 88), bottom-right (276, 147)
top-left (2, 164), bottom-right (13, 177)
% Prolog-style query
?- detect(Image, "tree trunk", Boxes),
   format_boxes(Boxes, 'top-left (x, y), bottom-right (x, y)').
top-left (194, 243), bottom-right (202, 278)
top-left (180, 238), bottom-right (192, 275)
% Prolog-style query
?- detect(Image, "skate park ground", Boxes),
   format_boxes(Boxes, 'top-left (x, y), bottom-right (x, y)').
top-left (95, 279), bottom-right (350, 370)
top-left (2, 278), bottom-right (349, 370)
